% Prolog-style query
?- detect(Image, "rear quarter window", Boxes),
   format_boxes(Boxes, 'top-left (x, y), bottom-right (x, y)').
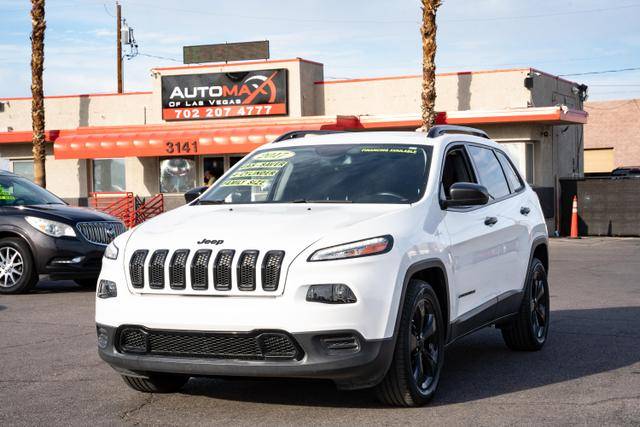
top-left (495, 151), bottom-right (524, 193)
top-left (467, 145), bottom-right (510, 200)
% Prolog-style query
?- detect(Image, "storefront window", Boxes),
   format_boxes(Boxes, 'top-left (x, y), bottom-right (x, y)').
top-left (160, 157), bottom-right (197, 193)
top-left (93, 159), bottom-right (126, 192)
top-left (229, 155), bottom-right (245, 168)
top-left (11, 160), bottom-right (35, 181)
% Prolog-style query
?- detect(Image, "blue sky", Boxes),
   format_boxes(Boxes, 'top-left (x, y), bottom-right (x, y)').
top-left (1, 0), bottom-right (639, 100)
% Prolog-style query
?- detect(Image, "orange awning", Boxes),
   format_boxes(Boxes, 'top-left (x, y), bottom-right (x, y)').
top-left (53, 116), bottom-right (360, 159)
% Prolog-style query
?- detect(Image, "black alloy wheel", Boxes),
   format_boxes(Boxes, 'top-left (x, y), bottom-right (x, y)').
top-left (375, 280), bottom-right (445, 406)
top-left (530, 266), bottom-right (549, 343)
top-left (410, 299), bottom-right (440, 394)
top-left (501, 258), bottom-right (550, 351)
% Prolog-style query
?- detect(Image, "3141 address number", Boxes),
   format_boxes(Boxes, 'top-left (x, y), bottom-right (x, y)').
top-left (166, 141), bottom-right (198, 154)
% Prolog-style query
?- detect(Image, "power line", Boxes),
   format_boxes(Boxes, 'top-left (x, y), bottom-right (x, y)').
top-left (441, 3), bottom-right (640, 23)
top-left (589, 83), bottom-right (640, 87)
top-left (138, 52), bottom-right (181, 63)
top-left (106, 0), bottom-right (640, 25)
top-left (560, 67), bottom-right (640, 77)
top-left (102, 2), bottom-right (114, 18)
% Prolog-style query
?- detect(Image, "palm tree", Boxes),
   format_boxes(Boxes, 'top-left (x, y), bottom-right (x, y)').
top-left (419, 0), bottom-right (441, 131)
top-left (31, 0), bottom-right (46, 187)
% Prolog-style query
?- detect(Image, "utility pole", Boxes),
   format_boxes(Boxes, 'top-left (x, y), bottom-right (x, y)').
top-left (116, 1), bottom-right (123, 93)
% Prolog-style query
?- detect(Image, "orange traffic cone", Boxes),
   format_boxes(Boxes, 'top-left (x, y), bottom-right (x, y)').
top-left (569, 195), bottom-right (579, 238)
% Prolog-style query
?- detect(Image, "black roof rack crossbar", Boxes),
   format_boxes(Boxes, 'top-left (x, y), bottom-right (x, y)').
top-left (272, 130), bottom-right (345, 143)
top-left (427, 125), bottom-right (489, 139)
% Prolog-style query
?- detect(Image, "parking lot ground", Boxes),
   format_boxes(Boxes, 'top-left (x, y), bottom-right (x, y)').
top-left (1, 237), bottom-right (639, 426)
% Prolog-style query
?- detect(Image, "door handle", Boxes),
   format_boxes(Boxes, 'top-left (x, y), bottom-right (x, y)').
top-left (484, 216), bottom-right (498, 226)
top-left (520, 206), bottom-right (531, 216)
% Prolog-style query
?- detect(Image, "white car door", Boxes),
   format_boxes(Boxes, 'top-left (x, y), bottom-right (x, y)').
top-left (439, 145), bottom-right (503, 320)
top-left (494, 149), bottom-right (534, 296)
top-left (441, 144), bottom-right (522, 321)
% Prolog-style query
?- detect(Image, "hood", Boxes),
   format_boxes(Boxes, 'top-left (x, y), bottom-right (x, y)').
top-left (127, 203), bottom-right (407, 256)
top-left (7, 204), bottom-right (119, 223)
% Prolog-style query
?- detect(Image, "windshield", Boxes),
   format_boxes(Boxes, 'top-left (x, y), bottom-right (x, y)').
top-left (199, 144), bottom-right (432, 204)
top-left (0, 175), bottom-right (65, 207)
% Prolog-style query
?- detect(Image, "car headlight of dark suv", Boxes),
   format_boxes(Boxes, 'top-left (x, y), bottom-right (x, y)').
top-left (25, 216), bottom-right (76, 238)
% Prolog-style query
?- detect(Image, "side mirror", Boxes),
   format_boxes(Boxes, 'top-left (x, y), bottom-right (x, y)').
top-left (443, 182), bottom-right (490, 208)
top-left (184, 186), bottom-right (208, 204)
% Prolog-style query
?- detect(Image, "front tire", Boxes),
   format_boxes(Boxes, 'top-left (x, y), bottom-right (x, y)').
top-left (0, 237), bottom-right (38, 294)
top-left (375, 280), bottom-right (445, 407)
top-left (121, 374), bottom-right (189, 393)
top-left (501, 258), bottom-right (550, 351)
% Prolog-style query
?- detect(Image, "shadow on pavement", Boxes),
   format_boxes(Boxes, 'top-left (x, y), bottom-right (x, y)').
top-left (29, 280), bottom-right (94, 294)
top-left (180, 306), bottom-right (640, 408)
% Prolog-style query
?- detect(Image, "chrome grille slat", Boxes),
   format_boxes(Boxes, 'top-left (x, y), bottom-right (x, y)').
top-left (76, 221), bottom-right (125, 245)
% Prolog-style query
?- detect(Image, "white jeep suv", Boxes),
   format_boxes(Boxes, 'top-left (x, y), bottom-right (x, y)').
top-left (96, 126), bottom-right (550, 406)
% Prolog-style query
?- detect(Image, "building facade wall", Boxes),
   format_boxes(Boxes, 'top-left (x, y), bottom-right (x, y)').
top-left (0, 92), bottom-right (152, 132)
top-left (584, 99), bottom-right (640, 171)
top-left (319, 69), bottom-right (536, 116)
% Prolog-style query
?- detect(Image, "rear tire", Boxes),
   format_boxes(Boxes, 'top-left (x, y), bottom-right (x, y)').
top-left (121, 374), bottom-right (189, 393)
top-left (375, 280), bottom-right (445, 407)
top-left (501, 258), bottom-right (550, 351)
top-left (0, 237), bottom-right (38, 294)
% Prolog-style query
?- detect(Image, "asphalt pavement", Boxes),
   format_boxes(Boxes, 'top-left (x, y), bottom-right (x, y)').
top-left (1, 237), bottom-right (639, 426)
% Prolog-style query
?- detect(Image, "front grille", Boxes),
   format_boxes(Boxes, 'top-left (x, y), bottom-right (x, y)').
top-left (149, 250), bottom-right (169, 289)
top-left (169, 250), bottom-right (189, 289)
top-left (213, 250), bottom-right (235, 291)
top-left (76, 221), bottom-right (126, 245)
top-left (191, 250), bottom-right (212, 290)
top-left (237, 250), bottom-right (259, 291)
top-left (129, 248), bottom-right (285, 293)
top-left (117, 327), bottom-right (301, 361)
top-left (262, 251), bottom-right (285, 291)
top-left (129, 250), bottom-right (148, 288)
top-left (119, 328), bottom-right (147, 353)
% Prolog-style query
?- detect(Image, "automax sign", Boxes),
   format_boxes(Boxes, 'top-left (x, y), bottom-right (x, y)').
top-left (161, 69), bottom-right (287, 121)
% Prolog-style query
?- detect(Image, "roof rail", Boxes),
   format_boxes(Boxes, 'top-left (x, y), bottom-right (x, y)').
top-left (272, 130), bottom-right (345, 143)
top-left (427, 125), bottom-right (489, 139)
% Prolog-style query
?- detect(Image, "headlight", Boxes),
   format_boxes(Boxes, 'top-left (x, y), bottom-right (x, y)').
top-left (308, 235), bottom-right (393, 262)
top-left (25, 216), bottom-right (76, 238)
top-left (104, 241), bottom-right (119, 260)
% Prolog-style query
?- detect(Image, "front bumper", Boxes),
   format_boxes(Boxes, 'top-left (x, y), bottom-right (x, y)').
top-left (31, 232), bottom-right (105, 279)
top-left (97, 324), bottom-right (394, 390)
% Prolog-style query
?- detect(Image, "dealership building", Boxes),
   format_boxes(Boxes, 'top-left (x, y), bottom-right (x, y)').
top-left (0, 57), bottom-right (587, 232)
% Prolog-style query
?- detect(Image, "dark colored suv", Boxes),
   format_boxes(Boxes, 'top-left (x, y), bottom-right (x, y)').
top-left (0, 170), bottom-right (125, 294)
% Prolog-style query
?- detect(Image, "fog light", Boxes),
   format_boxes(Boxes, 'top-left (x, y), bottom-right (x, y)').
top-left (97, 327), bottom-right (108, 349)
top-left (51, 256), bottom-right (84, 265)
top-left (97, 280), bottom-right (117, 299)
top-left (306, 284), bottom-right (357, 304)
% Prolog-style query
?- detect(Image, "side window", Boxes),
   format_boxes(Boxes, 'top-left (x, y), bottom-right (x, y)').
top-left (441, 147), bottom-right (476, 199)
top-left (495, 151), bottom-right (524, 193)
top-left (467, 145), bottom-right (510, 200)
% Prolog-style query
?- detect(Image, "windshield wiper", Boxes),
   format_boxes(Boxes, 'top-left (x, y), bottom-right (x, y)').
top-left (196, 199), bottom-right (228, 205)
top-left (290, 199), bottom-right (352, 204)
